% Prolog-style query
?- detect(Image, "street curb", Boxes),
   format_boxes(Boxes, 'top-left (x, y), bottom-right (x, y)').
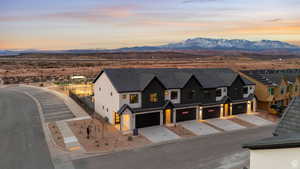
top-left (21, 90), bottom-right (76, 169)
top-left (72, 124), bottom-right (276, 160)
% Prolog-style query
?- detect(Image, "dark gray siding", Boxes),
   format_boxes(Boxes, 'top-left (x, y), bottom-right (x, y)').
top-left (228, 76), bottom-right (244, 100)
top-left (142, 78), bottom-right (165, 108)
top-left (201, 88), bottom-right (217, 104)
top-left (181, 76), bottom-right (202, 104)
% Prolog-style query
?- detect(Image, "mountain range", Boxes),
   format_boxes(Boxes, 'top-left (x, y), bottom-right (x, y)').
top-left (1, 38), bottom-right (300, 55)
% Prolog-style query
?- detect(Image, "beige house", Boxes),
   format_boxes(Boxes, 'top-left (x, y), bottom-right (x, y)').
top-left (240, 69), bottom-right (300, 114)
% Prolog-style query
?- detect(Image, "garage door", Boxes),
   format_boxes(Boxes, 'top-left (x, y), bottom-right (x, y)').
top-left (176, 108), bottom-right (196, 122)
top-left (135, 112), bottom-right (160, 128)
top-left (232, 103), bottom-right (247, 115)
top-left (202, 106), bottom-right (220, 119)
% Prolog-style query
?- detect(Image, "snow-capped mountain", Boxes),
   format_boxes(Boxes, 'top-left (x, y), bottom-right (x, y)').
top-left (1, 38), bottom-right (299, 55)
top-left (159, 38), bottom-right (299, 50)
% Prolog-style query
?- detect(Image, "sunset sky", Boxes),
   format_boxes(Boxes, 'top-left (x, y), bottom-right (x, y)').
top-left (1, 0), bottom-right (300, 50)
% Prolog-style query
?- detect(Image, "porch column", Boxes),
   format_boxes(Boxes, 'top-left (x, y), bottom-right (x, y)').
top-left (160, 110), bottom-right (163, 125)
top-left (173, 108), bottom-right (176, 124)
top-left (196, 106), bottom-right (200, 120)
top-left (230, 103), bottom-right (233, 116)
top-left (253, 99), bottom-right (257, 112)
top-left (220, 104), bottom-right (224, 118)
top-left (120, 115), bottom-right (124, 131)
top-left (199, 107), bottom-right (203, 120)
top-left (131, 114), bottom-right (136, 129)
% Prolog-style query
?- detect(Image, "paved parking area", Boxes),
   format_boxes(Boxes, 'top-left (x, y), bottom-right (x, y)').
top-left (236, 114), bottom-right (274, 126)
top-left (180, 120), bottom-right (220, 136)
top-left (206, 118), bottom-right (245, 131)
top-left (139, 126), bottom-right (180, 143)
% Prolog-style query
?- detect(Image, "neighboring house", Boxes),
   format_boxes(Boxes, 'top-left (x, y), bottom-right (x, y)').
top-left (93, 68), bottom-right (256, 133)
top-left (240, 69), bottom-right (300, 114)
top-left (243, 96), bottom-right (300, 169)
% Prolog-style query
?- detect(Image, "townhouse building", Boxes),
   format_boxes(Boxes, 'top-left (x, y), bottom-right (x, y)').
top-left (93, 68), bottom-right (255, 132)
top-left (240, 69), bottom-right (300, 114)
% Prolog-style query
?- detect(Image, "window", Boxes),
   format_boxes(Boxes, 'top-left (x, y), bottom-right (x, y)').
top-left (164, 90), bottom-right (169, 96)
top-left (268, 88), bottom-right (274, 96)
top-left (102, 105), bottom-right (104, 109)
top-left (129, 94), bottom-right (139, 104)
top-left (243, 87), bottom-right (249, 94)
top-left (115, 112), bottom-right (120, 124)
top-left (110, 92), bottom-right (113, 96)
top-left (216, 89), bottom-right (222, 97)
top-left (280, 87), bottom-right (285, 95)
top-left (106, 108), bottom-right (109, 112)
top-left (295, 86), bottom-right (298, 92)
top-left (170, 91), bottom-right (178, 100)
top-left (189, 90), bottom-right (196, 99)
top-left (122, 94), bottom-right (127, 99)
top-left (99, 87), bottom-right (101, 91)
top-left (149, 93), bottom-right (158, 103)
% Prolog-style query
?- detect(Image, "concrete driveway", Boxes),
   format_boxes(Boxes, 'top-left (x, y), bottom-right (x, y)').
top-left (139, 126), bottom-right (180, 143)
top-left (206, 118), bottom-right (245, 131)
top-left (180, 120), bottom-right (220, 136)
top-left (236, 114), bottom-right (274, 126)
top-left (73, 126), bottom-right (275, 169)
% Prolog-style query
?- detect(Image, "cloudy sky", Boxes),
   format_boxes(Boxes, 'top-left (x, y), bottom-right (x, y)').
top-left (1, 0), bottom-right (300, 50)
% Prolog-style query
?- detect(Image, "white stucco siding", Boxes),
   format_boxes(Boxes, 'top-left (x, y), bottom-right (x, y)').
top-left (94, 72), bottom-right (120, 124)
top-left (164, 89), bottom-right (181, 104)
top-left (216, 87), bottom-right (227, 101)
top-left (250, 148), bottom-right (300, 169)
top-left (119, 92), bottom-right (142, 108)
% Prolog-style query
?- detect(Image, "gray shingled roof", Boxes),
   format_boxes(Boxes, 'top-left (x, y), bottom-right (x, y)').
top-left (241, 69), bottom-right (300, 86)
top-left (243, 134), bottom-right (300, 150)
top-left (94, 68), bottom-right (254, 92)
top-left (274, 96), bottom-right (300, 136)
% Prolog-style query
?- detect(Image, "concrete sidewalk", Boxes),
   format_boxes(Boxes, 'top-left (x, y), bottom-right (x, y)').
top-left (56, 121), bottom-right (86, 152)
top-left (42, 87), bottom-right (91, 120)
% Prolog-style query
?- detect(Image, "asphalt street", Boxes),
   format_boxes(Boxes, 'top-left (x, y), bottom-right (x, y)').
top-left (73, 125), bottom-right (275, 169)
top-left (0, 88), bottom-right (54, 169)
top-left (0, 87), bottom-right (275, 169)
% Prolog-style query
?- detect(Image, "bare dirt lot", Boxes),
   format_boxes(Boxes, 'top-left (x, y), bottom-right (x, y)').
top-left (68, 119), bottom-right (150, 153)
top-left (48, 122), bottom-right (66, 149)
top-left (1, 51), bottom-right (300, 84)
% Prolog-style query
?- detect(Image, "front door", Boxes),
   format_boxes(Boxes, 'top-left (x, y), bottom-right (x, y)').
top-left (122, 114), bottom-right (131, 131)
top-left (224, 104), bottom-right (229, 116)
top-left (165, 109), bottom-right (172, 124)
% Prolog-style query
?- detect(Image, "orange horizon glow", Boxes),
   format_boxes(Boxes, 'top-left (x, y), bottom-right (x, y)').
top-left (1, 0), bottom-right (300, 50)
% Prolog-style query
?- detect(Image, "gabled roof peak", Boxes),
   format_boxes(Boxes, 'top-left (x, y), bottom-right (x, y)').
top-left (95, 68), bottom-right (254, 92)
